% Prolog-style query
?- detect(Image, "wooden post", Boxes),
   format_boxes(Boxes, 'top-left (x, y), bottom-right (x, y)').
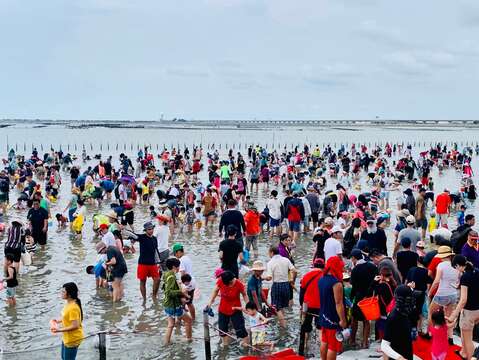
top-left (203, 311), bottom-right (212, 360)
top-left (98, 332), bottom-right (106, 360)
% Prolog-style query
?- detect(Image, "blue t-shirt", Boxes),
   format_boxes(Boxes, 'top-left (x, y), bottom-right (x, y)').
top-left (247, 275), bottom-right (263, 307)
top-left (319, 274), bottom-right (340, 329)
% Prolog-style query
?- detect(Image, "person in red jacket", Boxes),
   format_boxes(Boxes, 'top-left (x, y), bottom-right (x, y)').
top-left (300, 258), bottom-right (325, 346)
top-left (435, 188), bottom-right (451, 228)
top-left (244, 202), bottom-right (261, 258)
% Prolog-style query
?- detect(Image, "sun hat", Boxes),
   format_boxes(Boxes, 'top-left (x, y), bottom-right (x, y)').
top-left (172, 243), bottom-right (184, 253)
top-left (95, 242), bottom-right (107, 253)
top-left (105, 210), bottom-right (118, 220)
top-left (436, 246), bottom-right (454, 258)
top-left (251, 261), bottom-right (266, 271)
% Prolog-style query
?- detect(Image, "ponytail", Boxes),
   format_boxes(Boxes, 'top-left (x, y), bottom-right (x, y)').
top-left (63, 282), bottom-right (83, 321)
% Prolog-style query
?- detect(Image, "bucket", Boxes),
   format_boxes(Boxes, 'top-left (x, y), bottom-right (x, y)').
top-left (357, 296), bottom-right (381, 321)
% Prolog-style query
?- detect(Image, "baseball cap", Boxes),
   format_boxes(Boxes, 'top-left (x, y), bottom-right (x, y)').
top-left (406, 215), bottom-right (416, 224)
top-left (172, 243), bottom-right (184, 253)
top-left (351, 248), bottom-right (363, 260)
top-left (331, 225), bottom-right (343, 234)
top-left (99, 223), bottom-right (109, 231)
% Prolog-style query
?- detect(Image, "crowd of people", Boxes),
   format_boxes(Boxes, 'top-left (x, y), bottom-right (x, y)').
top-left (1, 141), bottom-right (479, 359)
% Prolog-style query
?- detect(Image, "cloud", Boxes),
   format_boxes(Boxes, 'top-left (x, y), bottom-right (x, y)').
top-left (301, 63), bottom-right (362, 87)
top-left (166, 67), bottom-right (210, 78)
top-left (382, 50), bottom-right (458, 76)
top-left (358, 20), bottom-right (410, 48)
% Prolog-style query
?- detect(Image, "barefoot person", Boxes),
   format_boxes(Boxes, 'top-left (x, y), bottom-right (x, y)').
top-left (163, 258), bottom-right (192, 345)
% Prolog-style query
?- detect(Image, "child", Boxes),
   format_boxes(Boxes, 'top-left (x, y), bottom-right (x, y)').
top-left (185, 204), bottom-right (195, 232)
top-left (4, 253), bottom-right (18, 306)
top-left (24, 229), bottom-right (37, 259)
top-left (55, 213), bottom-right (68, 228)
top-left (429, 309), bottom-right (449, 360)
top-left (163, 258), bottom-right (192, 345)
top-left (234, 302), bottom-right (274, 351)
top-left (177, 206), bottom-right (186, 233)
top-left (181, 273), bottom-right (197, 319)
top-left (149, 205), bottom-right (157, 219)
top-left (194, 205), bottom-right (203, 230)
top-left (457, 205), bottom-right (466, 227)
top-left (428, 177), bottom-right (434, 191)
top-left (428, 212), bottom-right (437, 235)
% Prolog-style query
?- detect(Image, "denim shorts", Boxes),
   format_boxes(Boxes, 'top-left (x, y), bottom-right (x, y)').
top-left (165, 307), bottom-right (184, 318)
top-left (288, 221), bottom-right (300, 232)
top-left (6, 287), bottom-right (16, 298)
top-left (433, 294), bottom-right (457, 307)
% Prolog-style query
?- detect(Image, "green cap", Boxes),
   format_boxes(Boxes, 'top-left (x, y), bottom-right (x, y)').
top-left (172, 243), bottom-right (184, 253)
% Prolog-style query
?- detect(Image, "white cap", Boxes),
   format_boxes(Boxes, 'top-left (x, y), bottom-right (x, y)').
top-left (406, 215), bottom-right (416, 224)
top-left (331, 225), bottom-right (343, 234)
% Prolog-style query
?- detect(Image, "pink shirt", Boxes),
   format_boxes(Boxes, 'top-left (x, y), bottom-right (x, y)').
top-left (429, 324), bottom-right (448, 356)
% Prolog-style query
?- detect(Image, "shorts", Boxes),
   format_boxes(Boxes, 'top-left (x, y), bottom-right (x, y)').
top-left (245, 235), bottom-right (258, 251)
top-left (204, 211), bottom-right (216, 217)
top-left (311, 212), bottom-right (319, 223)
top-left (218, 311), bottom-right (248, 338)
top-left (251, 331), bottom-right (266, 346)
top-left (416, 218), bottom-right (428, 230)
top-left (459, 309), bottom-right (479, 331)
top-left (438, 213), bottom-right (448, 225)
top-left (186, 289), bottom-right (195, 305)
top-left (302, 307), bottom-right (320, 333)
top-left (432, 294), bottom-right (457, 307)
top-left (271, 282), bottom-right (291, 310)
top-left (137, 264), bottom-right (160, 281)
top-left (165, 307), bottom-right (184, 318)
top-left (250, 178), bottom-right (259, 184)
top-left (4, 247), bottom-right (21, 262)
top-left (6, 287), bottom-right (16, 298)
top-left (321, 328), bottom-right (342, 352)
top-left (380, 191), bottom-right (389, 200)
top-left (112, 270), bottom-right (127, 279)
top-left (288, 221), bottom-right (300, 232)
top-left (33, 230), bottom-right (47, 246)
top-left (269, 217), bottom-right (281, 227)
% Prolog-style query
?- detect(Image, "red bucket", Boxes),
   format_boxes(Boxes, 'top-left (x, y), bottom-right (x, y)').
top-left (357, 296), bottom-right (381, 321)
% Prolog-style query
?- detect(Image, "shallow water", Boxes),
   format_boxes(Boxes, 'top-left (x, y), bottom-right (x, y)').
top-left (0, 126), bottom-right (478, 359)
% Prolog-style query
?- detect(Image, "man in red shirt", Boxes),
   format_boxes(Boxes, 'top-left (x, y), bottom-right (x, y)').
top-left (300, 258), bottom-right (324, 345)
top-left (435, 188), bottom-right (451, 228)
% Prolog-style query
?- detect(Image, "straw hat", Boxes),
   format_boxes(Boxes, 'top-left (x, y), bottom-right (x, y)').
top-left (105, 210), bottom-right (118, 220)
top-left (251, 261), bottom-right (265, 271)
top-left (436, 246), bottom-right (454, 259)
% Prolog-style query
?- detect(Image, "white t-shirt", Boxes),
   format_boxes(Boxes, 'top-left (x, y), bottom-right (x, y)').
top-left (179, 255), bottom-right (194, 276)
top-left (266, 198), bottom-right (282, 220)
top-left (118, 184), bottom-right (128, 201)
top-left (154, 225), bottom-right (170, 252)
top-left (101, 231), bottom-right (116, 247)
top-left (324, 237), bottom-right (342, 261)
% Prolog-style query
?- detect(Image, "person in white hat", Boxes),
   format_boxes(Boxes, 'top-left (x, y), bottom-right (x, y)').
top-left (324, 226), bottom-right (344, 261)
top-left (393, 215), bottom-right (421, 259)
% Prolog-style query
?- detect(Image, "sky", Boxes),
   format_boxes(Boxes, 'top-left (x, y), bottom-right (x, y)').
top-left (1, 0), bottom-right (479, 121)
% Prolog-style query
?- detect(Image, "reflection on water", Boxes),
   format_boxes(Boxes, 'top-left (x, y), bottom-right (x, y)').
top-left (0, 127), bottom-right (478, 359)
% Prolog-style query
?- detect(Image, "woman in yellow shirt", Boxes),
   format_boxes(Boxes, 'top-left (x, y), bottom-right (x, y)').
top-left (52, 282), bottom-right (84, 360)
